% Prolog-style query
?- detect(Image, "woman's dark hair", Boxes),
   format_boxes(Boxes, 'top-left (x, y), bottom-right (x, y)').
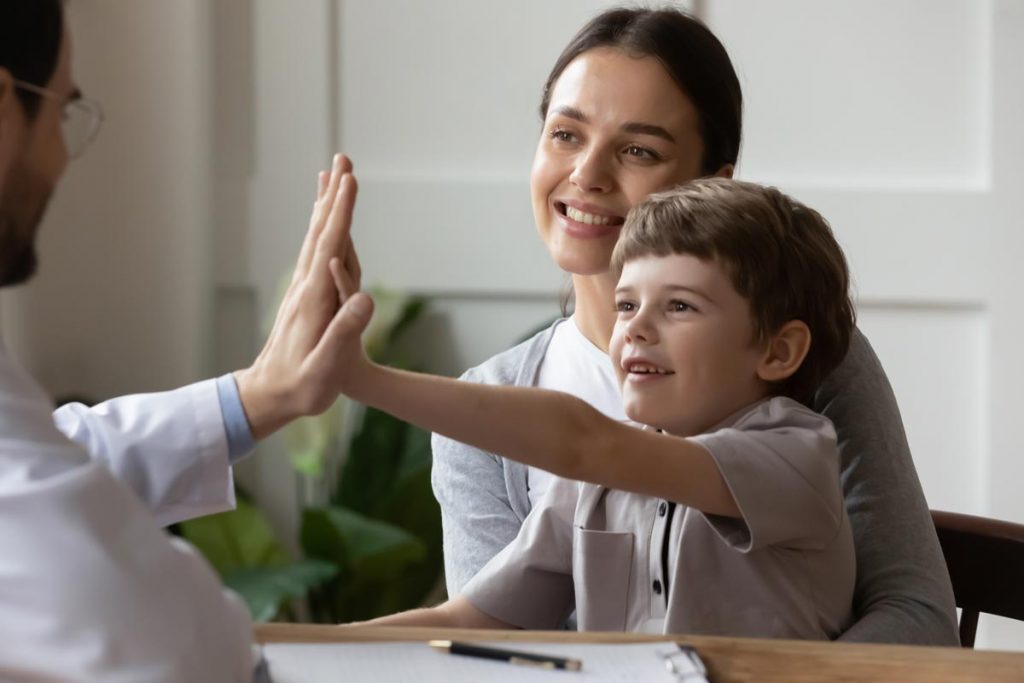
top-left (540, 7), bottom-right (742, 177)
top-left (0, 0), bottom-right (65, 119)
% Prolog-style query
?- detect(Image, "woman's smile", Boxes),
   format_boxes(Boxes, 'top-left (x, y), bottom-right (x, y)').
top-left (555, 199), bottom-right (625, 239)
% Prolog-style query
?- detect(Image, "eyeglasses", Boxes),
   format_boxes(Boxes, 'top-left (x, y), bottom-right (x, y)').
top-left (13, 80), bottom-right (104, 159)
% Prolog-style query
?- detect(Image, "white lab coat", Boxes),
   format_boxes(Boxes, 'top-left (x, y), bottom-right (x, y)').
top-left (0, 345), bottom-right (252, 682)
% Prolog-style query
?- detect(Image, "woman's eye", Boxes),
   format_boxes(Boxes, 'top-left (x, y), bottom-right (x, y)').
top-left (623, 145), bottom-right (660, 161)
top-left (549, 128), bottom-right (577, 144)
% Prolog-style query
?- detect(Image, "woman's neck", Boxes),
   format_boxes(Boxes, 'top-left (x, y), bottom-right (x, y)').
top-left (571, 272), bottom-right (618, 352)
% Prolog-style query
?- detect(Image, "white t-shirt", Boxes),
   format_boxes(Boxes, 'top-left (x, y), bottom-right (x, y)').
top-left (528, 317), bottom-right (626, 507)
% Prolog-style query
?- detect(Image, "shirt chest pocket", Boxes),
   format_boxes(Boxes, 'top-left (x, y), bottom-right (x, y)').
top-left (572, 527), bottom-right (634, 631)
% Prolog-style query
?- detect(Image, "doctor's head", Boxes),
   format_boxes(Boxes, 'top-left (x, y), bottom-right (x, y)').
top-left (0, 0), bottom-right (102, 288)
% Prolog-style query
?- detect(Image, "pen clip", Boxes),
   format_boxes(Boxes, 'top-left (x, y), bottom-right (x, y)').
top-left (661, 645), bottom-right (709, 682)
top-left (509, 657), bottom-right (557, 670)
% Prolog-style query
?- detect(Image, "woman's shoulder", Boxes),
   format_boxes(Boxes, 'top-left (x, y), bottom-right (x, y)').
top-left (460, 318), bottom-right (564, 387)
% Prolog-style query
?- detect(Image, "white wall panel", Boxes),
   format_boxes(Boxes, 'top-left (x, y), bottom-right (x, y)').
top-left (708, 0), bottom-right (991, 189)
top-left (785, 187), bottom-right (993, 303)
top-left (857, 305), bottom-right (988, 513)
top-left (337, 0), bottom-right (689, 178)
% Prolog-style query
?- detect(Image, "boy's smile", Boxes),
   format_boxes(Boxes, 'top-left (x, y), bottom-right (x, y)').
top-left (609, 254), bottom-right (772, 436)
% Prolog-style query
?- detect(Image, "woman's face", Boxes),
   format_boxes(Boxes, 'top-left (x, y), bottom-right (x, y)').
top-left (531, 47), bottom-right (707, 276)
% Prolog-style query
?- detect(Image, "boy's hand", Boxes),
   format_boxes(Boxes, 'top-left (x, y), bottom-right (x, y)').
top-left (234, 154), bottom-right (369, 439)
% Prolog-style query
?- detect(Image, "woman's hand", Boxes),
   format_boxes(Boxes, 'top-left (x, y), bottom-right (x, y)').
top-left (233, 153), bottom-right (373, 440)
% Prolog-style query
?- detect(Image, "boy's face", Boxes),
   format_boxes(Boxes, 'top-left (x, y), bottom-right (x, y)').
top-left (609, 253), bottom-right (770, 436)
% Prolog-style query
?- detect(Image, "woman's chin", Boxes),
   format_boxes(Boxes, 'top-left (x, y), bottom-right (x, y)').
top-left (550, 249), bottom-right (616, 277)
top-left (541, 228), bottom-right (619, 276)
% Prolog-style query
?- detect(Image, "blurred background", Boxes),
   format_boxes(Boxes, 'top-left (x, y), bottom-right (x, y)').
top-left (1, 0), bottom-right (1021, 649)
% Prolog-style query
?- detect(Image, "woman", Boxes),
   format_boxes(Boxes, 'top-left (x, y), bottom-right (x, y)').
top-left (431, 7), bottom-right (958, 645)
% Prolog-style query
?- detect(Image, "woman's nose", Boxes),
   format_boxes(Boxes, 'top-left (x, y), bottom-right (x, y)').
top-left (570, 146), bottom-right (613, 194)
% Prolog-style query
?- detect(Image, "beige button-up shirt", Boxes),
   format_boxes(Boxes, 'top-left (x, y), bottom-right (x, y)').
top-left (462, 397), bottom-right (855, 639)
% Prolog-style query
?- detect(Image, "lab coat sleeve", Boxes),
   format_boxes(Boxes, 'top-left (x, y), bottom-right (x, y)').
top-left (51, 379), bottom-right (235, 527)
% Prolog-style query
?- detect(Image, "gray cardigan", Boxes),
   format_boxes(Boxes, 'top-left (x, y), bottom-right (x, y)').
top-left (431, 321), bottom-right (959, 645)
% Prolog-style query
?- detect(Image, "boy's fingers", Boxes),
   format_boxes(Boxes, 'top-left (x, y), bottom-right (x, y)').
top-left (312, 292), bottom-right (375, 365)
top-left (329, 257), bottom-right (351, 300)
top-left (344, 236), bottom-right (362, 291)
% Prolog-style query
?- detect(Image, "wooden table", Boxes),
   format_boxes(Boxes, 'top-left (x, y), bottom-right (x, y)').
top-left (255, 624), bottom-right (1024, 682)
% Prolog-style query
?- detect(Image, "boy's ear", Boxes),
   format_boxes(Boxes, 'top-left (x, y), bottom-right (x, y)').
top-left (756, 320), bottom-right (811, 383)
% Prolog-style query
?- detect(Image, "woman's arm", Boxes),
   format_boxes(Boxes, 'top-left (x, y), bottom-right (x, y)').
top-left (431, 431), bottom-right (528, 596)
top-left (818, 330), bottom-right (959, 645)
top-left (360, 596), bottom-right (512, 629)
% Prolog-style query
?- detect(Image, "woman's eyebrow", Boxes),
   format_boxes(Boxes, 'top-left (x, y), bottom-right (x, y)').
top-left (621, 122), bottom-right (675, 143)
top-left (550, 105), bottom-right (586, 122)
top-left (549, 106), bottom-right (675, 143)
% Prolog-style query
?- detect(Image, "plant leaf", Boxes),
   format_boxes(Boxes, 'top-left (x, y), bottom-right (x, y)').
top-left (178, 498), bottom-right (289, 577)
top-left (300, 506), bottom-right (425, 579)
top-left (335, 407), bottom-right (407, 513)
top-left (372, 425), bottom-right (444, 604)
top-left (225, 559), bottom-right (338, 622)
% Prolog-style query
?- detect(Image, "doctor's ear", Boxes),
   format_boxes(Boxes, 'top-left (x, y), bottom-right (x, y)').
top-left (756, 320), bottom-right (811, 383)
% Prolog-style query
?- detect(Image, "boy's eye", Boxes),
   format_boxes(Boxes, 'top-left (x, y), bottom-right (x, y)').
top-left (669, 300), bottom-right (693, 313)
top-left (615, 300), bottom-right (636, 313)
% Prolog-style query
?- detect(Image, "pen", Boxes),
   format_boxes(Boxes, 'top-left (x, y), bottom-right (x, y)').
top-left (429, 640), bottom-right (583, 671)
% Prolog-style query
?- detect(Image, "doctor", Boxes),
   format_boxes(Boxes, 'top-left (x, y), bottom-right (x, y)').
top-left (0, 1), bottom-right (364, 680)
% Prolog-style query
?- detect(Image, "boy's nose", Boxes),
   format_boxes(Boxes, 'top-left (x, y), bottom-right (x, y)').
top-left (624, 313), bottom-right (657, 344)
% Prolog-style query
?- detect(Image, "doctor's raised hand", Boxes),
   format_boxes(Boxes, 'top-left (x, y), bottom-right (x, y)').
top-left (233, 153), bottom-right (364, 439)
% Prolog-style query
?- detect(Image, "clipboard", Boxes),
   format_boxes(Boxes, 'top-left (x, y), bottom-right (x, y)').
top-left (257, 640), bottom-right (710, 682)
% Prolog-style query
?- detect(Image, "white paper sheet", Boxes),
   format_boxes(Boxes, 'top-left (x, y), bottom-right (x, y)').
top-left (260, 640), bottom-right (706, 682)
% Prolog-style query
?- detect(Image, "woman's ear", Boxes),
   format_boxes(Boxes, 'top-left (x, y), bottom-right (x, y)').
top-left (712, 163), bottom-right (735, 179)
top-left (757, 320), bottom-right (811, 383)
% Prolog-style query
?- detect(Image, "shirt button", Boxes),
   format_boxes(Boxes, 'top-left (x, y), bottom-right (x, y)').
top-left (653, 580), bottom-right (663, 595)
top-left (658, 501), bottom-right (668, 517)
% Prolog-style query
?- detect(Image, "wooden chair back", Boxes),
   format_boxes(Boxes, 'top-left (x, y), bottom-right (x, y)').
top-left (931, 509), bottom-right (1024, 647)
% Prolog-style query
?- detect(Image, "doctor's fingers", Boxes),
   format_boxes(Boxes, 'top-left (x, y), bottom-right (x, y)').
top-left (295, 155), bottom-right (352, 284)
top-left (309, 173), bottom-right (358, 288)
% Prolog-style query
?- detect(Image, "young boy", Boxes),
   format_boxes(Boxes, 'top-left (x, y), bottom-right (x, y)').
top-left (329, 178), bottom-right (857, 639)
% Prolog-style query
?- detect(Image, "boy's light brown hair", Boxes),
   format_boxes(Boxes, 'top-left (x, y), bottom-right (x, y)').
top-left (610, 178), bottom-right (855, 406)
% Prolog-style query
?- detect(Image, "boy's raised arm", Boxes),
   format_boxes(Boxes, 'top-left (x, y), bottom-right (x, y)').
top-left (329, 293), bottom-right (741, 518)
